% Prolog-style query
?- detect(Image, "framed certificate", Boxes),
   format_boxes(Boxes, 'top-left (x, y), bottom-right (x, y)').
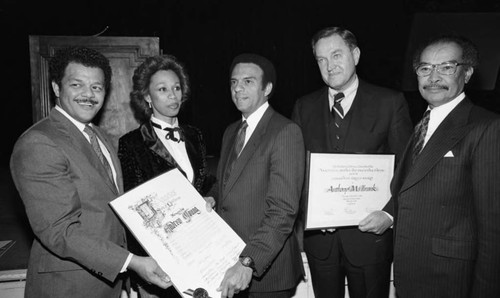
top-left (304, 152), bottom-right (395, 230)
top-left (110, 169), bottom-right (245, 298)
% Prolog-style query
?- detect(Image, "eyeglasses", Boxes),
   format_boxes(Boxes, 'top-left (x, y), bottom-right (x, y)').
top-left (415, 62), bottom-right (467, 77)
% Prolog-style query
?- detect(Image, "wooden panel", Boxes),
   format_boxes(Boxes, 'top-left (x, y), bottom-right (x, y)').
top-left (29, 36), bottom-right (160, 147)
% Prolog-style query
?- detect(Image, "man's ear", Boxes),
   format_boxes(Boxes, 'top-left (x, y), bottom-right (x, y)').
top-left (51, 81), bottom-right (60, 98)
top-left (464, 67), bottom-right (474, 84)
top-left (264, 82), bottom-right (273, 97)
top-left (352, 47), bottom-right (361, 66)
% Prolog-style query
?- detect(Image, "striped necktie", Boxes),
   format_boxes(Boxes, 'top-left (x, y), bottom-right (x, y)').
top-left (84, 125), bottom-right (114, 184)
top-left (331, 92), bottom-right (345, 129)
top-left (412, 110), bottom-right (431, 163)
top-left (223, 120), bottom-right (248, 185)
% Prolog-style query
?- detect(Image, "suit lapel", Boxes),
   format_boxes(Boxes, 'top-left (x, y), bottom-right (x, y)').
top-left (399, 99), bottom-right (473, 193)
top-left (182, 126), bottom-right (202, 183)
top-left (318, 89), bottom-right (335, 150)
top-left (344, 81), bottom-right (378, 149)
top-left (307, 88), bottom-right (333, 152)
top-left (50, 109), bottom-right (120, 195)
top-left (93, 127), bottom-right (123, 194)
top-left (141, 122), bottom-right (180, 171)
top-left (218, 122), bottom-right (239, 190)
top-left (222, 107), bottom-right (275, 201)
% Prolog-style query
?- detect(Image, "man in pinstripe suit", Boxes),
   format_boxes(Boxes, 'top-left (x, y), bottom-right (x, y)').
top-left (388, 35), bottom-right (500, 297)
top-left (215, 53), bottom-right (305, 298)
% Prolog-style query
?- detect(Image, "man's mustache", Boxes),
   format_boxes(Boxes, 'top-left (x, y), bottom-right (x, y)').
top-left (74, 99), bottom-right (99, 105)
top-left (423, 84), bottom-right (449, 90)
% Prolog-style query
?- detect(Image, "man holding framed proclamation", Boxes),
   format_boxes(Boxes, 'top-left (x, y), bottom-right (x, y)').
top-left (110, 169), bottom-right (246, 298)
top-left (292, 27), bottom-right (412, 298)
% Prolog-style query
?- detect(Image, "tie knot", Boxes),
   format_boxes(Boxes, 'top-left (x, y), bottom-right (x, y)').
top-left (240, 120), bottom-right (248, 130)
top-left (164, 127), bottom-right (184, 142)
top-left (334, 92), bottom-right (345, 103)
top-left (84, 124), bottom-right (97, 137)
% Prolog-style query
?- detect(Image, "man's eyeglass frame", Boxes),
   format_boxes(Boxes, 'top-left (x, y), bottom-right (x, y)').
top-left (415, 61), bottom-right (468, 77)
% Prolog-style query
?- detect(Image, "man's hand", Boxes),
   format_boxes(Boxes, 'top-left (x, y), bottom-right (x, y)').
top-left (216, 261), bottom-right (253, 298)
top-left (128, 255), bottom-right (172, 289)
top-left (203, 196), bottom-right (216, 212)
top-left (358, 211), bottom-right (392, 234)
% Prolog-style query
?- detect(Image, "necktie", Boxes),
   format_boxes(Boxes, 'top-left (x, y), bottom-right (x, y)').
top-left (84, 125), bottom-right (114, 184)
top-left (151, 122), bottom-right (185, 142)
top-left (331, 92), bottom-right (345, 129)
top-left (412, 110), bottom-right (431, 163)
top-left (223, 120), bottom-right (248, 184)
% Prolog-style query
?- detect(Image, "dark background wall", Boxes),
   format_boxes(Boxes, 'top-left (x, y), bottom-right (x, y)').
top-left (0, 0), bottom-right (499, 270)
top-left (2, 0), bottom-right (499, 165)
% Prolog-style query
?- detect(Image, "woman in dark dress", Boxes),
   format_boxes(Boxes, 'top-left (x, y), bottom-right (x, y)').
top-left (118, 55), bottom-right (215, 298)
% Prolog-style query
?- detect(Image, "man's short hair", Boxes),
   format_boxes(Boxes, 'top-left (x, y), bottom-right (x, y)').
top-left (412, 35), bottom-right (479, 70)
top-left (49, 46), bottom-right (112, 93)
top-left (311, 27), bottom-right (358, 55)
top-left (230, 53), bottom-right (276, 98)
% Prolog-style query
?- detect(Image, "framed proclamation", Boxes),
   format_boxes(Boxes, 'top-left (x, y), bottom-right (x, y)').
top-left (110, 169), bottom-right (245, 297)
top-left (304, 152), bottom-right (395, 230)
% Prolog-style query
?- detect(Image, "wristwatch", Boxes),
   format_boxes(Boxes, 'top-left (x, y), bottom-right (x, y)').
top-left (239, 256), bottom-right (255, 270)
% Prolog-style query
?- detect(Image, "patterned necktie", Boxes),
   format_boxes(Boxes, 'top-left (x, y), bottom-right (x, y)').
top-left (331, 92), bottom-right (345, 129)
top-left (84, 125), bottom-right (114, 184)
top-left (223, 120), bottom-right (248, 185)
top-left (412, 110), bottom-right (431, 163)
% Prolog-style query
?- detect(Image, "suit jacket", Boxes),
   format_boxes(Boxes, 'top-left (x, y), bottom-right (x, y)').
top-left (216, 106), bottom-right (305, 292)
top-left (10, 108), bottom-right (129, 298)
top-left (118, 121), bottom-right (215, 257)
top-left (118, 121), bottom-right (214, 195)
top-left (292, 80), bottom-right (413, 266)
top-left (389, 98), bottom-right (500, 298)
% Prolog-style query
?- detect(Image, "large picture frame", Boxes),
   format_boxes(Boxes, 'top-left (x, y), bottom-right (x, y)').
top-left (304, 152), bottom-right (395, 230)
top-left (110, 169), bottom-right (245, 298)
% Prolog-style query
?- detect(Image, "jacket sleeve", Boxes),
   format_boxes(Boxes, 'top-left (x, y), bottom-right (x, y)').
top-left (470, 119), bottom-right (500, 297)
top-left (388, 93), bottom-right (413, 162)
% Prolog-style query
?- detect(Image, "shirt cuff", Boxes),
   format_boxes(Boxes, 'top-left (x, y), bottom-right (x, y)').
top-left (120, 253), bottom-right (134, 273)
top-left (382, 211), bottom-right (394, 228)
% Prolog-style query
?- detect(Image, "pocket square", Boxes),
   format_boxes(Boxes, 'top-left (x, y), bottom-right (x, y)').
top-left (444, 150), bottom-right (454, 157)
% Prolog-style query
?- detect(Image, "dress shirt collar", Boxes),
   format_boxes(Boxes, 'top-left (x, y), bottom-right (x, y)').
top-left (424, 92), bottom-right (466, 144)
top-left (150, 115), bottom-right (179, 129)
top-left (242, 101), bottom-right (269, 129)
top-left (328, 75), bottom-right (359, 114)
top-left (55, 105), bottom-right (88, 133)
top-left (241, 101), bottom-right (269, 145)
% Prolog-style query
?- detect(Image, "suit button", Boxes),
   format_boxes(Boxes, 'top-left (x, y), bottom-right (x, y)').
top-left (221, 207), bottom-right (227, 212)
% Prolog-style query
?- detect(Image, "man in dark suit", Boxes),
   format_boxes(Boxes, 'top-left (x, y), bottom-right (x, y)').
top-left (10, 47), bottom-right (171, 298)
top-left (216, 53), bottom-right (305, 298)
top-left (388, 35), bottom-right (500, 297)
top-left (292, 27), bottom-right (413, 298)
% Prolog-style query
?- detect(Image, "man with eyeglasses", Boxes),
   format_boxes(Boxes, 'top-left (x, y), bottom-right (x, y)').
top-left (389, 35), bottom-right (500, 297)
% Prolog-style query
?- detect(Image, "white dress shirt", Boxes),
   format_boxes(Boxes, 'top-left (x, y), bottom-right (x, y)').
top-left (423, 92), bottom-right (466, 149)
top-left (240, 101), bottom-right (270, 151)
top-left (328, 75), bottom-right (359, 115)
top-left (151, 116), bottom-right (194, 183)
